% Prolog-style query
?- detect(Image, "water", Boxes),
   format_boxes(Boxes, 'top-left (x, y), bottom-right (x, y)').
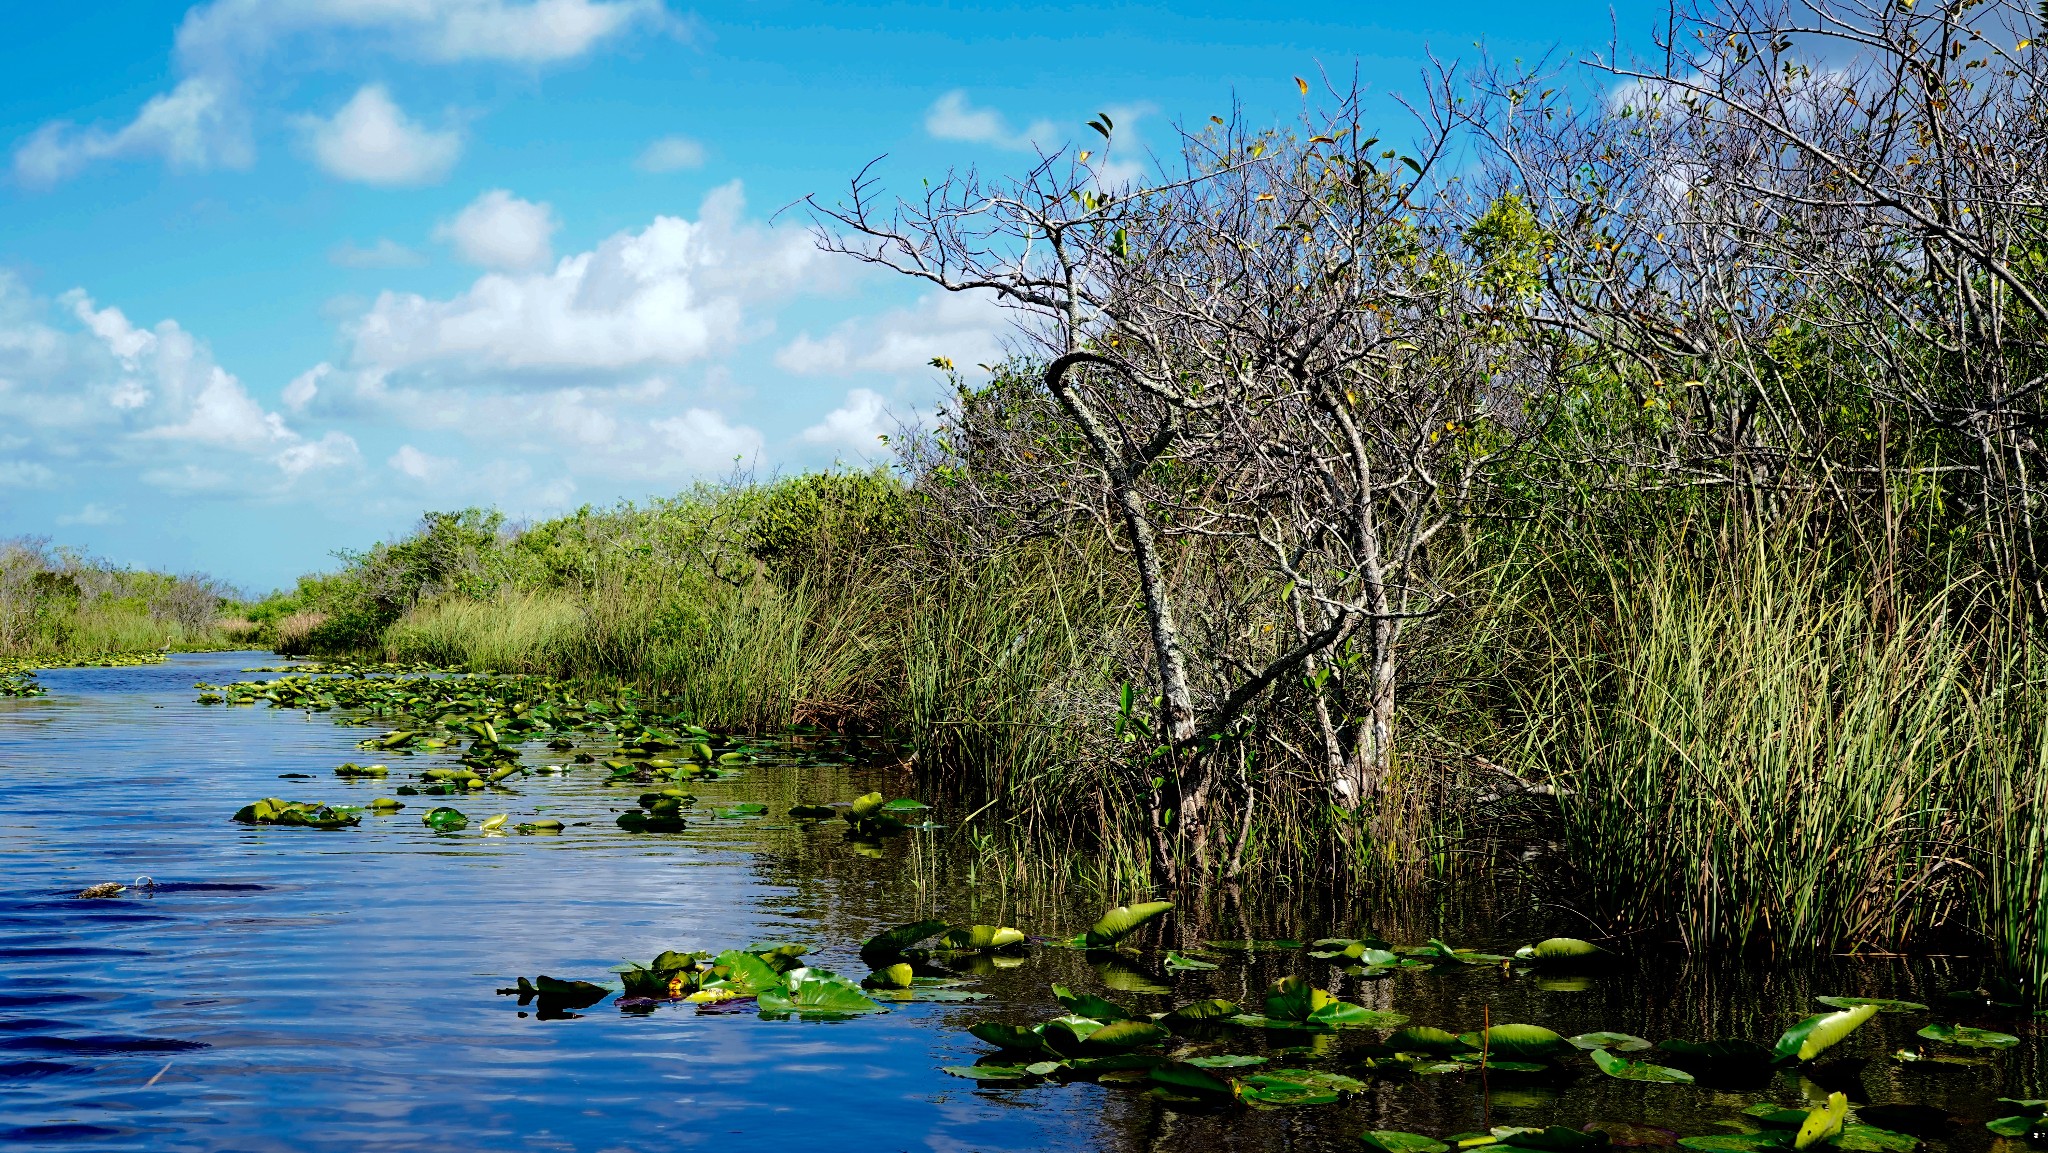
top-left (0, 653), bottom-right (2038, 1151)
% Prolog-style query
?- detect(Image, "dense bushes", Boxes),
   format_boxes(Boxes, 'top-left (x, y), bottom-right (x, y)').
top-left (0, 537), bottom-right (245, 658)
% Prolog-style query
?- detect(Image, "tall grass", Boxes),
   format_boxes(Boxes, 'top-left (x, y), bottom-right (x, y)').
top-left (1510, 537), bottom-right (2021, 961)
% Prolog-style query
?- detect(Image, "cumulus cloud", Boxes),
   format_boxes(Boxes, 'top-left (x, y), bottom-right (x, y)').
top-left (282, 363), bottom-right (330, 411)
top-left (19, 1), bottom-right (668, 185)
top-left (436, 189), bottom-right (558, 271)
top-left (635, 134), bottom-right (706, 171)
top-left (776, 290), bottom-right (1010, 377)
top-left (349, 181), bottom-right (830, 376)
top-left (301, 85), bottom-right (462, 186)
top-left (388, 444), bottom-right (455, 480)
top-left (0, 461), bottom-right (57, 488)
top-left (798, 388), bottom-right (894, 449)
top-left (330, 238), bottom-right (428, 269)
top-left (177, 0), bottom-right (672, 69)
top-left (924, 90), bottom-right (1057, 152)
top-left (0, 273), bottom-right (358, 492)
top-left (12, 78), bottom-right (251, 188)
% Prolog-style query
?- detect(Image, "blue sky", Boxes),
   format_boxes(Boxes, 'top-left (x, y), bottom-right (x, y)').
top-left (0, 0), bottom-right (1662, 591)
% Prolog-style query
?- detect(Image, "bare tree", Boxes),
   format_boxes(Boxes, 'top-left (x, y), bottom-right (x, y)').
top-left (812, 86), bottom-right (1561, 881)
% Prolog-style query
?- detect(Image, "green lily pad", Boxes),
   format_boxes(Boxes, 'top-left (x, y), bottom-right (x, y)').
top-left (1164, 998), bottom-right (1241, 1023)
top-left (1814, 996), bottom-right (1928, 1014)
top-left (943, 1063), bottom-right (1037, 1081)
top-left (1513, 938), bottom-right (1606, 962)
top-left (1916, 1023), bottom-right (2019, 1049)
top-left (1463, 1023), bottom-right (1573, 1060)
top-left (1589, 1047), bottom-right (1695, 1083)
top-left (1077, 901), bottom-right (1174, 948)
top-left (1163, 950), bottom-right (1219, 971)
top-left (1571, 1032), bottom-right (1654, 1052)
top-left (1362, 1133), bottom-right (1452, 1153)
top-left (1187, 1054), bottom-right (1266, 1069)
top-left (1052, 984), bottom-right (1133, 1022)
top-left (1389, 1027), bottom-right (1477, 1055)
top-left (757, 971), bottom-right (883, 1016)
top-left (1774, 1004), bottom-right (1878, 1062)
top-left (1986, 1117), bottom-right (2036, 1138)
top-left (943, 924), bottom-right (1027, 950)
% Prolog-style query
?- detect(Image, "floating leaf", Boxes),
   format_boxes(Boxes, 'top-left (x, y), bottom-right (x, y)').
top-left (516, 819), bottom-right (563, 833)
top-left (1774, 1004), bottom-right (1878, 1062)
top-left (1075, 1019), bottom-right (1168, 1052)
top-left (1164, 998), bottom-right (1240, 1023)
top-left (1052, 984), bottom-right (1133, 1022)
top-left (968, 1022), bottom-right (1051, 1053)
top-left (1571, 1032), bottom-right (1654, 1052)
top-left (1814, 996), bottom-right (1927, 1014)
top-left (860, 919), bottom-right (950, 961)
top-left (865, 963), bottom-right (914, 989)
top-left (420, 805), bottom-right (468, 831)
top-left (1362, 1134), bottom-right (1451, 1153)
top-left (1590, 1047), bottom-right (1695, 1083)
top-left (1986, 1117), bottom-right (2036, 1138)
top-left (1306, 1002), bottom-right (1408, 1029)
top-left (1081, 901), bottom-right (1174, 948)
top-left (1187, 1054), bottom-right (1266, 1069)
top-left (1163, 950), bottom-right (1219, 971)
top-left (1915, 1023), bottom-right (2019, 1049)
top-left (1465, 1023), bottom-right (1573, 1060)
top-left (943, 1063), bottom-right (1036, 1081)
top-left (1389, 1026), bottom-right (1476, 1055)
top-left (788, 803), bottom-right (837, 820)
top-left (1503, 1127), bottom-right (1615, 1151)
top-left (1795, 1093), bottom-right (1849, 1150)
top-left (232, 797), bottom-right (362, 829)
top-left (757, 971), bottom-right (883, 1016)
top-left (943, 924), bottom-right (1027, 950)
top-left (479, 812), bottom-right (507, 832)
top-left (1150, 1062), bottom-right (1236, 1096)
top-left (1265, 975), bottom-right (1333, 1021)
top-left (1514, 938), bottom-right (1606, 962)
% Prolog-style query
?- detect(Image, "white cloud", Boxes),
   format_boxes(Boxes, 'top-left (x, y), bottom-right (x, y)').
top-left (56, 503), bottom-right (120, 526)
top-left (777, 290), bottom-right (1009, 377)
top-left (924, 90), bottom-right (1057, 152)
top-left (635, 134), bottom-right (706, 172)
top-left (283, 363), bottom-right (330, 411)
top-left (0, 273), bottom-right (358, 494)
top-left (178, 0), bottom-right (671, 68)
top-left (19, 1), bottom-right (667, 186)
top-left (799, 388), bottom-right (893, 448)
top-left (330, 238), bottom-right (427, 269)
top-left (436, 189), bottom-right (558, 271)
top-left (350, 181), bottom-right (830, 376)
top-left (13, 78), bottom-right (251, 188)
top-left (0, 461), bottom-right (56, 488)
top-left (388, 444), bottom-right (455, 480)
top-left (300, 85), bottom-right (462, 186)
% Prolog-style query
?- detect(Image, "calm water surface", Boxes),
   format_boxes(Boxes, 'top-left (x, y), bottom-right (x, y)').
top-left (0, 653), bottom-right (2039, 1151)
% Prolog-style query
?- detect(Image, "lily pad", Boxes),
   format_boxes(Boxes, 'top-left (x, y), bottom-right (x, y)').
top-left (943, 1063), bottom-right (1037, 1082)
top-left (1390, 1027), bottom-right (1477, 1055)
top-left (1814, 996), bottom-right (1928, 1014)
top-left (420, 805), bottom-right (469, 831)
top-left (1796, 1092), bottom-right (1849, 1150)
top-left (1571, 1032), bottom-right (1654, 1052)
top-left (1052, 984), bottom-right (1133, 1022)
top-left (757, 971), bottom-right (883, 1016)
top-left (1078, 901), bottom-right (1174, 948)
top-left (1163, 950), bottom-right (1219, 971)
top-left (1514, 938), bottom-right (1606, 962)
top-left (1362, 1134), bottom-right (1452, 1153)
top-left (1677, 1137), bottom-right (1786, 1153)
top-left (1915, 1023), bottom-right (2019, 1049)
top-left (232, 797), bottom-right (361, 829)
top-left (1774, 1004), bottom-right (1878, 1062)
top-left (1589, 1047), bottom-right (1695, 1083)
top-left (1164, 998), bottom-right (1241, 1023)
top-left (1186, 1054), bottom-right (1266, 1069)
top-left (1832, 1127), bottom-right (1919, 1153)
top-left (860, 919), bottom-right (950, 962)
top-left (1463, 1023), bottom-right (1574, 1060)
top-left (943, 924), bottom-right (1027, 950)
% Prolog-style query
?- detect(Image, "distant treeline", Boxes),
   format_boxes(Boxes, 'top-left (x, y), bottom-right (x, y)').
top-left (0, 537), bottom-right (254, 658)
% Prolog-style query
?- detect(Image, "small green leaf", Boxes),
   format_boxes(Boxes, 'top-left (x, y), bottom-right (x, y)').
top-left (1916, 1023), bottom-right (2019, 1049)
